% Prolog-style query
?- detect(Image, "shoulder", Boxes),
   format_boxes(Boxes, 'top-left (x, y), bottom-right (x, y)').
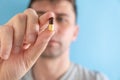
top-left (71, 63), bottom-right (108, 80)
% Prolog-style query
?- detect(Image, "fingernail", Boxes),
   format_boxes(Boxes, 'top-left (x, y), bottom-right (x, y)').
top-left (23, 43), bottom-right (31, 50)
top-left (14, 46), bottom-right (20, 54)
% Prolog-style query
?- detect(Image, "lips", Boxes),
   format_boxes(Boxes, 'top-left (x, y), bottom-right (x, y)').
top-left (49, 40), bottom-right (58, 43)
top-left (48, 39), bottom-right (59, 46)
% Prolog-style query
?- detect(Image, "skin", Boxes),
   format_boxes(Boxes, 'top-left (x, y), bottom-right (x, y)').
top-left (35, 1), bottom-right (77, 58)
top-left (31, 1), bottom-right (79, 80)
top-left (0, 0), bottom-right (79, 80)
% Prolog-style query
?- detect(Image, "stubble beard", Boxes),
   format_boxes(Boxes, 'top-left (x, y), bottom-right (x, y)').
top-left (40, 43), bottom-right (64, 59)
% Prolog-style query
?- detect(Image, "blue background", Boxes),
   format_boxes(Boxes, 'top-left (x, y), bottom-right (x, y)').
top-left (0, 0), bottom-right (120, 80)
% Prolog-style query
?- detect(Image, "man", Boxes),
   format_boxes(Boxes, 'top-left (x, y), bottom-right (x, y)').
top-left (0, 0), bottom-right (108, 80)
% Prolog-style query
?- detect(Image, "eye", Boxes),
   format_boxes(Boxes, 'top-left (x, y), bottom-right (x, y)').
top-left (56, 17), bottom-right (67, 23)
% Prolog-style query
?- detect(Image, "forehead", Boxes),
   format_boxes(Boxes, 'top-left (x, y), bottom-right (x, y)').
top-left (31, 0), bottom-right (74, 14)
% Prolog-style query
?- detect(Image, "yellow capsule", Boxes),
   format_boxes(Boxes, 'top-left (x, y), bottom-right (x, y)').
top-left (48, 24), bottom-right (54, 31)
top-left (48, 17), bottom-right (54, 31)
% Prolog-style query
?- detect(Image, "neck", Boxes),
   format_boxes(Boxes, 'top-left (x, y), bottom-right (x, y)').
top-left (32, 50), bottom-right (70, 80)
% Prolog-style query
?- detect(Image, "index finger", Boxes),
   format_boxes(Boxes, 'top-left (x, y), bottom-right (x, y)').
top-left (39, 12), bottom-right (55, 30)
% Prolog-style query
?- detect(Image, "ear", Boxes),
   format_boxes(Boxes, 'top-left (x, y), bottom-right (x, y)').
top-left (72, 25), bottom-right (79, 41)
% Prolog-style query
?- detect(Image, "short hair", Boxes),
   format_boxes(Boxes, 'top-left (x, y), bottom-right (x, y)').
top-left (28, 0), bottom-right (77, 20)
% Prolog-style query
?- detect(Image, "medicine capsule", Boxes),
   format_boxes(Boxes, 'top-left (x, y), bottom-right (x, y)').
top-left (48, 17), bottom-right (54, 31)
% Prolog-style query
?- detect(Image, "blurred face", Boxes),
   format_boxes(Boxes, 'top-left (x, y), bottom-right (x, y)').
top-left (31, 0), bottom-right (78, 58)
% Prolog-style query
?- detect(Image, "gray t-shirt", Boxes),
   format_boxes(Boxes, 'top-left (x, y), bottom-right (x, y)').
top-left (21, 63), bottom-right (108, 80)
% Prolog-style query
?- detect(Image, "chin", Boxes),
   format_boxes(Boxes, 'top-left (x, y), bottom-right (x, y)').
top-left (40, 42), bottom-right (65, 59)
top-left (40, 49), bottom-right (63, 59)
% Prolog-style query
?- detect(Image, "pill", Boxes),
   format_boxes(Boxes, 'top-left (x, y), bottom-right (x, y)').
top-left (48, 17), bottom-right (54, 31)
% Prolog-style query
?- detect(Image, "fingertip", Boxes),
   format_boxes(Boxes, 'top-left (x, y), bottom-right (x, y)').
top-left (0, 53), bottom-right (9, 60)
top-left (47, 11), bottom-right (55, 18)
top-left (39, 11), bottom-right (55, 25)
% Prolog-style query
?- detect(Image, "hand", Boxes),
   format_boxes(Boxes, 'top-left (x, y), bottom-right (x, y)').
top-left (0, 9), bottom-right (55, 80)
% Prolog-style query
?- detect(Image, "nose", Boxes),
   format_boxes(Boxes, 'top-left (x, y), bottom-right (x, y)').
top-left (53, 18), bottom-right (59, 32)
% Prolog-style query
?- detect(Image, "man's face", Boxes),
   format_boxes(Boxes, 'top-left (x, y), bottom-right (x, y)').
top-left (31, 0), bottom-right (78, 58)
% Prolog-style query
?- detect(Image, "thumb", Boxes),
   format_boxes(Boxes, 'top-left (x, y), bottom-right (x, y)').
top-left (23, 28), bottom-right (55, 66)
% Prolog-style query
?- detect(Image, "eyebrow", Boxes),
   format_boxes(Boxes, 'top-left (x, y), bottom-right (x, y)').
top-left (36, 11), bottom-right (45, 15)
top-left (36, 11), bottom-right (70, 17)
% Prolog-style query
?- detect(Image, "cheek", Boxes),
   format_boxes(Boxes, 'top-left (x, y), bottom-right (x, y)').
top-left (60, 29), bottom-right (74, 42)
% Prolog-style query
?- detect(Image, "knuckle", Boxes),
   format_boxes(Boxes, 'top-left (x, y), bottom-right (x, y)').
top-left (0, 25), bottom-right (13, 34)
top-left (15, 13), bottom-right (27, 22)
top-left (24, 8), bottom-right (36, 14)
top-left (6, 27), bottom-right (13, 35)
top-left (25, 8), bottom-right (35, 12)
top-left (24, 8), bottom-right (38, 17)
